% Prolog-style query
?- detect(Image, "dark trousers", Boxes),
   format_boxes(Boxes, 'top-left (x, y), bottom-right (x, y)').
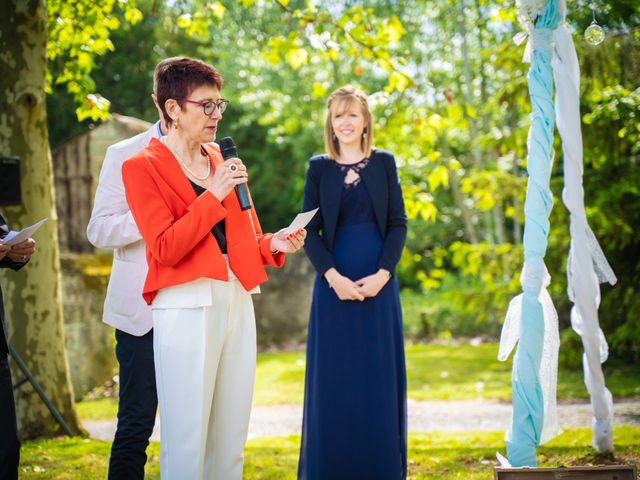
top-left (0, 353), bottom-right (19, 480)
top-left (108, 329), bottom-right (157, 480)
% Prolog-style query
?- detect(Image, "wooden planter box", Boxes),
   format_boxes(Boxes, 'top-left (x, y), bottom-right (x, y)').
top-left (494, 465), bottom-right (637, 480)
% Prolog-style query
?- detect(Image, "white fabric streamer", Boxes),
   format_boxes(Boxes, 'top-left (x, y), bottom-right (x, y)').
top-left (552, 0), bottom-right (616, 452)
top-left (496, 451), bottom-right (512, 467)
top-left (501, 0), bottom-right (616, 458)
top-left (499, 264), bottom-right (561, 444)
top-left (584, 226), bottom-right (617, 285)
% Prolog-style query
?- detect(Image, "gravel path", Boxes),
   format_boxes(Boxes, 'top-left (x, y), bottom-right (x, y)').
top-left (83, 399), bottom-right (640, 441)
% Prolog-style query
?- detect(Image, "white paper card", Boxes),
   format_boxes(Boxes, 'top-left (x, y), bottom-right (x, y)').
top-left (3, 218), bottom-right (48, 246)
top-left (284, 208), bottom-right (318, 234)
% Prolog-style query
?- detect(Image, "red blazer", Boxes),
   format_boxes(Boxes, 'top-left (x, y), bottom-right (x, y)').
top-left (122, 138), bottom-right (284, 305)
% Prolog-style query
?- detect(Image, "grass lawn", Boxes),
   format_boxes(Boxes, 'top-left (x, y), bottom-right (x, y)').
top-left (78, 342), bottom-right (640, 419)
top-left (253, 342), bottom-right (640, 405)
top-left (20, 426), bottom-right (640, 479)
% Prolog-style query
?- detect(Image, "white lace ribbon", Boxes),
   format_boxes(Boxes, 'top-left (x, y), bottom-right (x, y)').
top-left (499, 263), bottom-right (560, 444)
top-left (552, 2), bottom-right (616, 452)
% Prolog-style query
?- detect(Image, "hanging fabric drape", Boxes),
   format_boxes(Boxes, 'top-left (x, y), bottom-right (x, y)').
top-left (552, 0), bottom-right (617, 453)
top-left (498, 0), bottom-right (562, 467)
top-left (499, 0), bottom-right (618, 466)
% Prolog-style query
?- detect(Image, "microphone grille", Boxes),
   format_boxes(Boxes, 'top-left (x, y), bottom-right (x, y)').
top-left (218, 137), bottom-right (237, 160)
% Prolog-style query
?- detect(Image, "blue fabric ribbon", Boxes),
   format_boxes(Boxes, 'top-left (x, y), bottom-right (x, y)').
top-left (507, 0), bottom-right (561, 467)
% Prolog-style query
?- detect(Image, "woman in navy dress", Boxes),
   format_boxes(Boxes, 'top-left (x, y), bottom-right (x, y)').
top-left (298, 85), bottom-right (408, 480)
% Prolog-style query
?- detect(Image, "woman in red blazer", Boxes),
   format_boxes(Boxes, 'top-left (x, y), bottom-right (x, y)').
top-left (122, 57), bottom-right (305, 480)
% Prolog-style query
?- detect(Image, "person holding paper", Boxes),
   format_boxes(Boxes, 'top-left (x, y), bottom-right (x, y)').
top-left (121, 57), bottom-right (305, 480)
top-left (298, 85), bottom-right (408, 480)
top-left (0, 213), bottom-right (36, 480)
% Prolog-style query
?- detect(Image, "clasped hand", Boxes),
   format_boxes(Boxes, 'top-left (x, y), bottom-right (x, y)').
top-left (0, 238), bottom-right (36, 263)
top-left (324, 268), bottom-right (390, 301)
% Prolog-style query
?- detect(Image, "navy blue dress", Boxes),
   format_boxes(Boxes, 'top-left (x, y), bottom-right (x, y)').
top-left (298, 160), bottom-right (407, 480)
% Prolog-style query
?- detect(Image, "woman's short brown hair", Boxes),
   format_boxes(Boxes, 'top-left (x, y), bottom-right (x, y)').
top-left (323, 85), bottom-right (373, 160)
top-left (153, 57), bottom-right (223, 127)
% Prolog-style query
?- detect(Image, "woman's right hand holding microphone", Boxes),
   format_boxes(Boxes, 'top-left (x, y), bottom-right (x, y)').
top-left (207, 158), bottom-right (248, 201)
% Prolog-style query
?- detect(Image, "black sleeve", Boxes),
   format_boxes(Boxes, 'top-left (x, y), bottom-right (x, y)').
top-left (301, 159), bottom-right (335, 276)
top-left (0, 257), bottom-right (26, 271)
top-left (377, 153), bottom-right (407, 273)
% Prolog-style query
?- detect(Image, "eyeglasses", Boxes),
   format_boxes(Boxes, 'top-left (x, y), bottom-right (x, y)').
top-left (184, 98), bottom-right (230, 116)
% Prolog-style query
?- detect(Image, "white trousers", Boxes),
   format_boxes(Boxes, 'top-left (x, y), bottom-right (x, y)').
top-left (152, 276), bottom-right (256, 480)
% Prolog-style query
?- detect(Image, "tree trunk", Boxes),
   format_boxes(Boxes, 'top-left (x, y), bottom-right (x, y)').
top-left (457, 0), bottom-right (496, 243)
top-left (473, 0), bottom-right (507, 245)
top-left (441, 140), bottom-right (479, 244)
top-left (0, 0), bottom-right (81, 438)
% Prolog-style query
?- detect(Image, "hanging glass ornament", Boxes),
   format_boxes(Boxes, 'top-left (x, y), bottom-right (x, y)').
top-left (584, 8), bottom-right (605, 46)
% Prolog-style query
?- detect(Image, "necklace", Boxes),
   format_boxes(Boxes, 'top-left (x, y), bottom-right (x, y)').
top-left (161, 136), bottom-right (211, 181)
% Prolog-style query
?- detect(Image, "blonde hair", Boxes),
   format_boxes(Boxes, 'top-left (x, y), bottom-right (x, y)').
top-left (323, 85), bottom-right (373, 160)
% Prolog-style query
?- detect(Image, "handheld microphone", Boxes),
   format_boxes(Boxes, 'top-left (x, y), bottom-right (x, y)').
top-left (218, 137), bottom-right (252, 211)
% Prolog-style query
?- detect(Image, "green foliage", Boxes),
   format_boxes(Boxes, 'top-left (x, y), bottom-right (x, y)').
top-left (48, 0), bottom-right (208, 147)
top-left (47, 0), bottom-right (142, 121)
top-left (401, 274), bottom-right (515, 339)
top-left (389, 1), bottom-right (640, 364)
top-left (252, 2), bottom-right (410, 84)
top-left (558, 327), bottom-right (585, 370)
top-left (46, 0), bottom-right (640, 360)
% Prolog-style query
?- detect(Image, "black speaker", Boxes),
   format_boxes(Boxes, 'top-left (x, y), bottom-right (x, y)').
top-left (0, 156), bottom-right (21, 206)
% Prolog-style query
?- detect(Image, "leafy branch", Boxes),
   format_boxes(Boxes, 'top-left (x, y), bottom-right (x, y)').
top-left (264, 0), bottom-right (414, 91)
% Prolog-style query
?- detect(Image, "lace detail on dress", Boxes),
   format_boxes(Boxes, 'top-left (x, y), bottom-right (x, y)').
top-left (333, 157), bottom-right (371, 188)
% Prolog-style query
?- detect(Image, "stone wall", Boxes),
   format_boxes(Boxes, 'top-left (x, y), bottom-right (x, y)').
top-left (60, 253), bottom-right (116, 401)
top-left (53, 115), bottom-right (151, 253)
top-left (253, 253), bottom-right (315, 346)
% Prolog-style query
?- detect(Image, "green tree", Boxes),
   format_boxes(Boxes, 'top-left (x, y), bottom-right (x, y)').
top-left (0, 0), bottom-right (81, 438)
top-left (43, 0), bottom-right (640, 360)
top-left (0, 0), bottom-right (140, 437)
top-left (48, 0), bottom-right (203, 148)
top-left (176, 0), bottom-right (640, 355)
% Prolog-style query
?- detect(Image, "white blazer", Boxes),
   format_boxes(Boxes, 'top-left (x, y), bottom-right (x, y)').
top-left (87, 123), bottom-right (160, 336)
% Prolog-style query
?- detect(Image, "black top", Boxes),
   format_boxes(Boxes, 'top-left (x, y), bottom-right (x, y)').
top-left (189, 181), bottom-right (227, 254)
top-left (301, 149), bottom-right (407, 276)
top-left (335, 165), bottom-right (377, 227)
top-left (331, 156), bottom-right (370, 189)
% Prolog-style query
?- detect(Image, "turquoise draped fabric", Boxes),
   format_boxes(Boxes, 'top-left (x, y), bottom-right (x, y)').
top-left (506, 0), bottom-right (562, 467)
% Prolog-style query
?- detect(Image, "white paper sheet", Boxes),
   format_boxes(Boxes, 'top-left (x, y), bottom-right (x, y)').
top-left (2, 218), bottom-right (48, 245)
top-left (283, 208), bottom-right (318, 234)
